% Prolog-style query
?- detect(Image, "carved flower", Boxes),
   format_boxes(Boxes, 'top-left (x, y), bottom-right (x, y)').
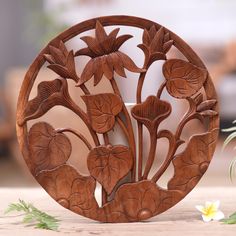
top-left (75, 21), bottom-right (145, 86)
top-left (131, 96), bottom-right (171, 131)
top-left (44, 40), bottom-right (78, 82)
top-left (163, 59), bottom-right (208, 99)
top-left (138, 25), bottom-right (173, 64)
top-left (18, 78), bottom-right (70, 125)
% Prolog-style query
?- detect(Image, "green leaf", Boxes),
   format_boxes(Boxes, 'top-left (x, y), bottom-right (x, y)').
top-left (222, 126), bottom-right (236, 132)
top-left (221, 212), bottom-right (236, 224)
top-left (229, 212), bottom-right (236, 219)
top-left (222, 131), bottom-right (236, 150)
top-left (4, 199), bottom-right (60, 231)
top-left (229, 157), bottom-right (236, 182)
top-left (23, 214), bottom-right (34, 223)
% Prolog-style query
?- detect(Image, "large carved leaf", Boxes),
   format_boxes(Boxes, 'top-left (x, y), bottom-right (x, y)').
top-left (29, 122), bottom-right (71, 174)
top-left (163, 59), bottom-right (208, 98)
top-left (87, 145), bottom-right (133, 194)
top-left (168, 129), bottom-right (218, 192)
top-left (82, 93), bottom-right (123, 133)
top-left (18, 79), bottom-right (69, 126)
top-left (36, 165), bottom-right (99, 219)
top-left (102, 180), bottom-right (183, 222)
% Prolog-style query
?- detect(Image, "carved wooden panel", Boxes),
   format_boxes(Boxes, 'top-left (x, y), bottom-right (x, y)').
top-left (16, 16), bottom-right (219, 223)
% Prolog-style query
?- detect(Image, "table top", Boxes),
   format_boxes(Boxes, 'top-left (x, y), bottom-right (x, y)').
top-left (0, 187), bottom-right (235, 236)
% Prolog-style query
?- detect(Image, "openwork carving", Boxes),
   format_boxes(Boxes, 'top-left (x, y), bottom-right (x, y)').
top-left (16, 16), bottom-right (219, 222)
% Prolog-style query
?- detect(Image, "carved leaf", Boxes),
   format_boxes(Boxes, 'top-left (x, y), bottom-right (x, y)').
top-left (197, 99), bottom-right (217, 112)
top-left (199, 110), bottom-right (218, 117)
top-left (18, 79), bottom-right (69, 126)
top-left (87, 145), bottom-right (133, 194)
top-left (163, 59), bottom-right (208, 98)
top-left (101, 180), bottom-right (183, 223)
top-left (29, 122), bottom-right (71, 174)
top-left (82, 93), bottom-right (123, 133)
top-left (115, 180), bottom-right (159, 221)
top-left (36, 165), bottom-right (99, 218)
top-left (168, 129), bottom-right (218, 192)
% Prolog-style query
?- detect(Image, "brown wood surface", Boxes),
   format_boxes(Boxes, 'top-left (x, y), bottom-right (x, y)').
top-left (16, 15), bottom-right (219, 222)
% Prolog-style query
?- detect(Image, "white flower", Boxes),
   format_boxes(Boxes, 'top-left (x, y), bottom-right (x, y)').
top-left (196, 200), bottom-right (225, 222)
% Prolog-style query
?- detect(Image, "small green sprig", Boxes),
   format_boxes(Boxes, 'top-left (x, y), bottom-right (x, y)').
top-left (222, 120), bottom-right (236, 181)
top-left (221, 212), bottom-right (236, 224)
top-left (4, 199), bottom-right (60, 231)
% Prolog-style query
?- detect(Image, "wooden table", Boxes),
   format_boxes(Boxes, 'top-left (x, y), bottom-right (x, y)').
top-left (0, 187), bottom-right (235, 235)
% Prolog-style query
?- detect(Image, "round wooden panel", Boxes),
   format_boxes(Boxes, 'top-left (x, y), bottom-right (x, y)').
top-left (16, 16), bottom-right (219, 222)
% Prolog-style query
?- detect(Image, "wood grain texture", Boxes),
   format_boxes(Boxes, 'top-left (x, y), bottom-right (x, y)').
top-left (16, 16), bottom-right (219, 222)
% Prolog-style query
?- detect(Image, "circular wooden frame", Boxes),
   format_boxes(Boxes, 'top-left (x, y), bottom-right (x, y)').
top-left (16, 15), bottom-right (219, 223)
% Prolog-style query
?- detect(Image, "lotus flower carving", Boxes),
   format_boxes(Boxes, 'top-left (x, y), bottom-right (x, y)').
top-left (75, 21), bottom-right (145, 86)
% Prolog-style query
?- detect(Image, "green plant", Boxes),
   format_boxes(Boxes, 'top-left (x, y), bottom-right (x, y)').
top-left (221, 212), bottom-right (236, 224)
top-left (222, 120), bottom-right (236, 181)
top-left (222, 120), bottom-right (236, 224)
top-left (4, 199), bottom-right (60, 231)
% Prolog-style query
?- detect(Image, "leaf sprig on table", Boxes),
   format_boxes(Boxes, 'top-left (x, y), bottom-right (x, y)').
top-left (221, 212), bottom-right (236, 224)
top-left (4, 199), bottom-right (60, 231)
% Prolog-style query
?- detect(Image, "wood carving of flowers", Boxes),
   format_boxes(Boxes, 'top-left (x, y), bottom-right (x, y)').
top-left (131, 96), bottom-right (171, 131)
top-left (75, 21), bottom-right (145, 86)
top-left (138, 25), bottom-right (173, 64)
top-left (44, 41), bottom-right (78, 82)
top-left (19, 79), bottom-right (70, 125)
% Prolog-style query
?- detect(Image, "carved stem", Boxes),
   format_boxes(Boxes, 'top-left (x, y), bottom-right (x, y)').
top-left (103, 133), bottom-right (109, 145)
top-left (65, 99), bottom-right (100, 146)
top-left (142, 130), bottom-right (157, 179)
top-left (151, 130), bottom-right (177, 182)
top-left (110, 78), bottom-right (136, 182)
top-left (102, 132), bottom-right (109, 205)
top-left (175, 113), bottom-right (196, 140)
top-left (116, 116), bottom-right (130, 140)
top-left (80, 84), bottom-right (90, 95)
top-left (56, 128), bottom-right (92, 150)
top-left (175, 98), bottom-right (196, 140)
top-left (137, 123), bottom-right (143, 180)
top-left (157, 81), bottom-right (166, 98)
top-left (152, 101), bottom-right (200, 182)
top-left (136, 61), bottom-right (148, 181)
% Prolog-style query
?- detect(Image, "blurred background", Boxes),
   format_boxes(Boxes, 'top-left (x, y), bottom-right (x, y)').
top-left (1, 0), bottom-right (236, 188)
